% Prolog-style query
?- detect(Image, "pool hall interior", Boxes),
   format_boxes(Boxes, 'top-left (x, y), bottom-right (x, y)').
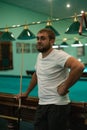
top-left (0, 0), bottom-right (87, 130)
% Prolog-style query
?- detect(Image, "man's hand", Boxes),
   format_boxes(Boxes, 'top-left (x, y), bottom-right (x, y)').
top-left (15, 92), bottom-right (28, 100)
top-left (57, 83), bottom-right (69, 96)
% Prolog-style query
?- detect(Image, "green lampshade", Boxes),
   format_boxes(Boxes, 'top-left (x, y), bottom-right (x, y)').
top-left (45, 25), bottom-right (60, 36)
top-left (65, 21), bottom-right (80, 34)
top-left (65, 21), bottom-right (87, 34)
top-left (71, 39), bottom-right (83, 47)
top-left (0, 31), bottom-right (15, 41)
top-left (45, 21), bottom-right (60, 36)
top-left (60, 42), bottom-right (69, 47)
top-left (17, 28), bottom-right (36, 40)
top-left (59, 38), bottom-right (68, 47)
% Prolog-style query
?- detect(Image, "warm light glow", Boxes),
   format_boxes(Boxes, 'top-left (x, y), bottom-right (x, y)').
top-left (78, 58), bottom-right (81, 62)
top-left (66, 3), bottom-right (71, 8)
top-left (52, 45), bottom-right (58, 49)
top-left (46, 21), bottom-right (52, 26)
top-left (63, 38), bottom-right (67, 42)
top-left (81, 10), bottom-right (85, 14)
top-left (85, 43), bottom-right (87, 46)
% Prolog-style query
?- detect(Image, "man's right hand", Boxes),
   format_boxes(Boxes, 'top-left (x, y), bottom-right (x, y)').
top-left (15, 92), bottom-right (28, 100)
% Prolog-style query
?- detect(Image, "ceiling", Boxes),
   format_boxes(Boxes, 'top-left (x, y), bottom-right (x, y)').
top-left (0, 0), bottom-right (87, 19)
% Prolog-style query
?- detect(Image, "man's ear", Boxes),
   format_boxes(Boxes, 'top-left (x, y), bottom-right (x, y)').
top-left (51, 39), bottom-right (55, 46)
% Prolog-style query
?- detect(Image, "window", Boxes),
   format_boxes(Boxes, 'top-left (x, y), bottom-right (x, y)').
top-left (16, 43), bottom-right (30, 53)
top-left (77, 46), bottom-right (85, 57)
top-left (0, 42), bottom-right (13, 70)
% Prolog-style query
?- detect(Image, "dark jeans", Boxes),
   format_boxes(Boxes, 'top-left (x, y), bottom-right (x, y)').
top-left (34, 104), bottom-right (71, 130)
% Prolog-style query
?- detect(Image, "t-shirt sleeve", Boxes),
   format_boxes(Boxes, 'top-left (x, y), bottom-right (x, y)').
top-left (56, 50), bottom-right (71, 67)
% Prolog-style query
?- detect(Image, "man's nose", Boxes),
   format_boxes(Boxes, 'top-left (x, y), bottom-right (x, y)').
top-left (37, 39), bottom-right (41, 42)
top-left (37, 37), bottom-right (42, 43)
top-left (37, 37), bottom-right (41, 41)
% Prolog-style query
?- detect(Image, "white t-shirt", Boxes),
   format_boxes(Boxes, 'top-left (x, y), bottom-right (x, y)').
top-left (35, 49), bottom-right (71, 105)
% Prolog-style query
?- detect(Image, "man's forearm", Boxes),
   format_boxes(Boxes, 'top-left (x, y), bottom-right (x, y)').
top-left (58, 64), bottom-right (84, 96)
top-left (64, 67), bottom-right (84, 89)
top-left (26, 72), bottom-right (37, 96)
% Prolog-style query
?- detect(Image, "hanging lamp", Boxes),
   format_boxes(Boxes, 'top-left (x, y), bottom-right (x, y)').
top-left (17, 25), bottom-right (36, 40)
top-left (45, 0), bottom-right (60, 36)
top-left (65, 14), bottom-right (86, 34)
top-left (0, 28), bottom-right (15, 41)
top-left (60, 38), bottom-right (69, 47)
top-left (71, 37), bottom-right (83, 47)
top-left (45, 21), bottom-right (60, 36)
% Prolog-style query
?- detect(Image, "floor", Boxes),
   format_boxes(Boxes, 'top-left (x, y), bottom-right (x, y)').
top-left (0, 118), bottom-right (34, 130)
top-left (1, 118), bottom-right (87, 130)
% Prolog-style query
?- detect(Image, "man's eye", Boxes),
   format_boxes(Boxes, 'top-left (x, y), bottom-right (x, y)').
top-left (41, 37), bottom-right (46, 40)
top-left (36, 36), bottom-right (47, 40)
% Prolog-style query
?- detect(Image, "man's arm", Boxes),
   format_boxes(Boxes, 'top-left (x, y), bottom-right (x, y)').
top-left (57, 57), bottom-right (85, 96)
top-left (25, 72), bottom-right (37, 96)
top-left (16, 72), bottom-right (37, 98)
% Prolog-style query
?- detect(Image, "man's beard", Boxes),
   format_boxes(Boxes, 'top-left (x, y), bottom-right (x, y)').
top-left (36, 44), bottom-right (51, 53)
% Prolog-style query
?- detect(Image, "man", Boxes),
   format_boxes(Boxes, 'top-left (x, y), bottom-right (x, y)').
top-left (17, 28), bottom-right (84, 130)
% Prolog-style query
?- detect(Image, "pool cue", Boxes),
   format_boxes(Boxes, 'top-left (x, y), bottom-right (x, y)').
top-left (18, 43), bottom-right (24, 130)
top-left (79, 12), bottom-right (84, 35)
top-left (79, 12), bottom-right (87, 37)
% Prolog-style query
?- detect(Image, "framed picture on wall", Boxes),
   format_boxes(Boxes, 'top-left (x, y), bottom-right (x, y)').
top-left (31, 43), bottom-right (38, 53)
top-left (16, 43), bottom-right (30, 53)
top-left (77, 46), bottom-right (85, 57)
top-left (0, 42), bottom-right (13, 70)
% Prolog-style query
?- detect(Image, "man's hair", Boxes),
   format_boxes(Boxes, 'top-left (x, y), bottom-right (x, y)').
top-left (38, 28), bottom-right (55, 40)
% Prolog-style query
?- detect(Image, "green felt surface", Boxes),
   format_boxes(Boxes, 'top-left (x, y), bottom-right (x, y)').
top-left (0, 76), bottom-right (87, 102)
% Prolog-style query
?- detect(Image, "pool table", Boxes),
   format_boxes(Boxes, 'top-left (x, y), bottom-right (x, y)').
top-left (0, 75), bottom-right (87, 130)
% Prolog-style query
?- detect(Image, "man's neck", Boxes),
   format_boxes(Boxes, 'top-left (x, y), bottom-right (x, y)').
top-left (42, 48), bottom-right (53, 58)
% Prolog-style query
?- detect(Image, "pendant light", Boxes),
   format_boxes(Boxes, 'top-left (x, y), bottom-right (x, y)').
top-left (45, 0), bottom-right (60, 36)
top-left (45, 21), bottom-right (60, 36)
top-left (0, 28), bottom-right (15, 41)
top-left (60, 38), bottom-right (69, 47)
top-left (71, 37), bottom-right (83, 47)
top-left (17, 25), bottom-right (36, 40)
top-left (65, 14), bottom-right (86, 34)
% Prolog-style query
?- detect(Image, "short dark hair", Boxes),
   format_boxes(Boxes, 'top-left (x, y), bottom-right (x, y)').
top-left (37, 28), bottom-right (55, 40)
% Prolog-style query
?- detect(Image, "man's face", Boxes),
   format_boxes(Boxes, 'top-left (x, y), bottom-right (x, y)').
top-left (36, 32), bottom-right (52, 53)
